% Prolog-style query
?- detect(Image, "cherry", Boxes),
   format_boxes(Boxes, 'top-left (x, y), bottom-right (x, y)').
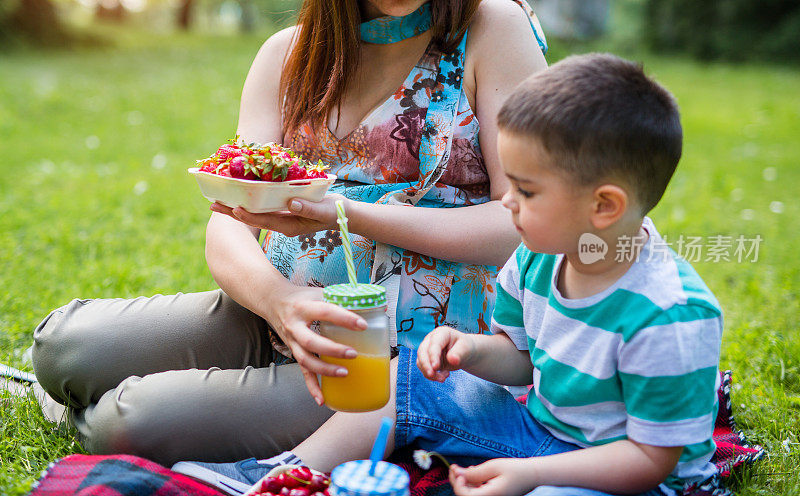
top-left (308, 475), bottom-right (330, 492)
top-left (262, 478), bottom-right (283, 493)
top-left (289, 489), bottom-right (310, 496)
top-left (280, 487), bottom-right (292, 496)
top-left (276, 473), bottom-right (299, 489)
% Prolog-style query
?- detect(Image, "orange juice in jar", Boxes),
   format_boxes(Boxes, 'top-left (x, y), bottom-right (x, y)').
top-left (320, 353), bottom-right (390, 412)
top-left (320, 283), bottom-right (390, 412)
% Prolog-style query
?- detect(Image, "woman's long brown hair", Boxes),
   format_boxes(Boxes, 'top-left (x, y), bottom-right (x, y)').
top-left (279, 0), bottom-right (481, 135)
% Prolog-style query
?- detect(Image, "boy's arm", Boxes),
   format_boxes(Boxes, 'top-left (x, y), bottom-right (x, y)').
top-left (462, 332), bottom-right (534, 385)
top-left (450, 439), bottom-right (682, 496)
top-left (417, 327), bottom-right (533, 386)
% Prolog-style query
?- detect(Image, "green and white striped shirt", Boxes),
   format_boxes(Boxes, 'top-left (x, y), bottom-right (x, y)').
top-left (492, 218), bottom-right (722, 492)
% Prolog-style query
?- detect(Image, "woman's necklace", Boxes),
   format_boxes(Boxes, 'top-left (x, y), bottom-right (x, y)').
top-left (360, 2), bottom-right (431, 44)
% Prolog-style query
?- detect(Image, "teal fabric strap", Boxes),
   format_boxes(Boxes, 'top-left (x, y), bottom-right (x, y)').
top-left (360, 2), bottom-right (431, 44)
top-left (370, 31), bottom-right (472, 346)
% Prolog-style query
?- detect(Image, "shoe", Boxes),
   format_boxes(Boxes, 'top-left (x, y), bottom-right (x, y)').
top-left (1, 377), bottom-right (31, 399)
top-left (0, 363), bottom-right (37, 384)
top-left (0, 372), bottom-right (67, 424)
top-left (0, 363), bottom-right (36, 407)
top-left (32, 382), bottom-right (68, 424)
top-left (171, 452), bottom-right (303, 495)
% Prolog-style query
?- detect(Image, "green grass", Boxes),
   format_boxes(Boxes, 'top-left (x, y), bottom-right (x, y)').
top-left (1, 27), bottom-right (799, 495)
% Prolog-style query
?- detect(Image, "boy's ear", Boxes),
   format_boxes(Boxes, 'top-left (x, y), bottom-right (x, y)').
top-left (590, 184), bottom-right (628, 230)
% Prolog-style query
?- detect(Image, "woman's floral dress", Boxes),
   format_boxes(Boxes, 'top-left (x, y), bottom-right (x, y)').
top-left (264, 2), bottom-right (547, 348)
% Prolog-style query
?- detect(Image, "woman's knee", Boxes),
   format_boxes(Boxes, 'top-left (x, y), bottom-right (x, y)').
top-left (31, 299), bottom-right (95, 405)
top-left (79, 374), bottom-right (174, 463)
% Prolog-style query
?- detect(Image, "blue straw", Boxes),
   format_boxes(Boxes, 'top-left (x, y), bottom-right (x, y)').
top-left (369, 417), bottom-right (393, 476)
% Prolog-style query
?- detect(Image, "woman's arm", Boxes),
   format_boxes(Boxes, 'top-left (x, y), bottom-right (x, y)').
top-left (205, 28), bottom-right (367, 404)
top-left (223, 199), bottom-right (517, 267)
top-left (206, 26), bottom-right (296, 321)
top-left (215, 0), bottom-right (548, 267)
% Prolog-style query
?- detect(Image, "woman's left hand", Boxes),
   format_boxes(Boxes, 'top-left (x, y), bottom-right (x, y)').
top-left (210, 193), bottom-right (348, 237)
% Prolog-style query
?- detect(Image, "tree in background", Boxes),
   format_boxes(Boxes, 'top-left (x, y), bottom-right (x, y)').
top-left (0, 0), bottom-right (301, 48)
top-left (95, 0), bottom-right (127, 22)
top-left (0, 0), bottom-right (73, 46)
top-left (177, 0), bottom-right (194, 29)
top-left (645, 0), bottom-right (800, 63)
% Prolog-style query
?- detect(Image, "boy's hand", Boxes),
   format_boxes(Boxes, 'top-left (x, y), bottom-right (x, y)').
top-left (449, 460), bottom-right (537, 496)
top-left (416, 326), bottom-right (476, 382)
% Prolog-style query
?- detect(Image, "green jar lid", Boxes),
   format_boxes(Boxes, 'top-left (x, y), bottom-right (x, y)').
top-left (323, 283), bottom-right (387, 309)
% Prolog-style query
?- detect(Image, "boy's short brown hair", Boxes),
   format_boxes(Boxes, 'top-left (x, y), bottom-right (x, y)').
top-left (497, 53), bottom-right (682, 213)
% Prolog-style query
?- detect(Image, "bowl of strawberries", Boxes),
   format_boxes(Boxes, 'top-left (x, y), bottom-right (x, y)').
top-left (244, 465), bottom-right (331, 496)
top-left (189, 139), bottom-right (336, 213)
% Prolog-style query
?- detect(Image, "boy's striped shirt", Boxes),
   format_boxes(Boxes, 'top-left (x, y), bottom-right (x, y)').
top-left (491, 218), bottom-right (723, 492)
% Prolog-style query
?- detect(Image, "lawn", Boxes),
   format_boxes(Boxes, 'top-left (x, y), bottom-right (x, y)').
top-left (1, 25), bottom-right (799, 496)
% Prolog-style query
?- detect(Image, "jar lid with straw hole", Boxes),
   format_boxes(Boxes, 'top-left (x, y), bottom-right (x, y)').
top-left (329, 460), bottom-right (409, 496)
top-left (323, 283), bottom-right (387, 310)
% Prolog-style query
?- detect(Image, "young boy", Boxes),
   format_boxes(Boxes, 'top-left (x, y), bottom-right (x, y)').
top-left (174, 53), bottom-right (723, 496)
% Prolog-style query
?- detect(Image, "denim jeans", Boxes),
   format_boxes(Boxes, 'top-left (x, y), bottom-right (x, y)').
top-left (394, 347), bottom-right (669, 496)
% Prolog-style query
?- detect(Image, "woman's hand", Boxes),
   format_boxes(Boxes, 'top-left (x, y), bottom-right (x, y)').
top-left (416, 326), bottom-right (477, 382)
top-left (449, 460), bottom-right (538, 496)
top-left (209, 193), bottom-right (349, 237)
top-left (264, 284), bottom-right (368, 405)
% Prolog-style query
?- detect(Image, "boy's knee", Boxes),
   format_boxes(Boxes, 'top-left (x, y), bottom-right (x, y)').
top-left (31, 299), bottom-right (93, 406)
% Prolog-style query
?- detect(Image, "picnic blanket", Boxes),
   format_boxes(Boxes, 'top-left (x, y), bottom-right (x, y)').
top-left (29, 371), bottom-right (763, 496)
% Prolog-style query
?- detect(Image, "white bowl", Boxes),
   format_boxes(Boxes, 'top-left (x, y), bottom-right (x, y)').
top-left (189, 168), bottom-right (337, 213)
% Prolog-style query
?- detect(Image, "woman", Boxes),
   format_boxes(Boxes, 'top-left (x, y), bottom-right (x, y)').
top-left (29, 0), bottom-right (547, 466)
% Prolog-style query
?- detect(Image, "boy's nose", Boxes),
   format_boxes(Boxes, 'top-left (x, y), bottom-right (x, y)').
top-left (501, 190), bottom-right (516, 211)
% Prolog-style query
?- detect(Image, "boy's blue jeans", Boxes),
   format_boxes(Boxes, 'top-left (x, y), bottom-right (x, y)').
top-left (394, 347), bottom-right (669, 496)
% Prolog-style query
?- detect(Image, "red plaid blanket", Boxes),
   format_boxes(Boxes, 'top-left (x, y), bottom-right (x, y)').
top-left (27, 454), bottom-right (225, 496)
top-left (29, 371), bottom-right (762, 496)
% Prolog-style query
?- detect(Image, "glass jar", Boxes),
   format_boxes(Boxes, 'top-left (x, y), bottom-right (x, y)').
top-left (319, 283), bottom-right (390, 412)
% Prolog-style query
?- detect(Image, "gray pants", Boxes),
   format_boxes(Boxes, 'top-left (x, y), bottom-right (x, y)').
top-left (31, 290), bottom-right (334, 466)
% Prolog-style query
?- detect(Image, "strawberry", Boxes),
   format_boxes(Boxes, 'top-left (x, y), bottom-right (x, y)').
top-left (229, 156), bottom-right (257, 180)
top-left (266, 158), bottom-right (290, 181)
top-left (198, 159), bottom-right (217, 173)
top-left (216, 144), bottom-right (242, 161)
top-left (285, 163), bottom-right (309, 181)
top-left (199, 139), bottom-right (329, 182)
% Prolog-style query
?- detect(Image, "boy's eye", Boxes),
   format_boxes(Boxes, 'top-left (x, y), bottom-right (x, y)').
top-left (517, 187), bottom-right (534, 198)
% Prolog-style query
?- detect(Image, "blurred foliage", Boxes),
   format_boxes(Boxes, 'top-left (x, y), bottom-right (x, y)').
top-left (0, 0), bottom-right (79, 48)
top-left (0, 0), bottom-right (300, 50)
top-left (644, 0), bottom-right (800, 63)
